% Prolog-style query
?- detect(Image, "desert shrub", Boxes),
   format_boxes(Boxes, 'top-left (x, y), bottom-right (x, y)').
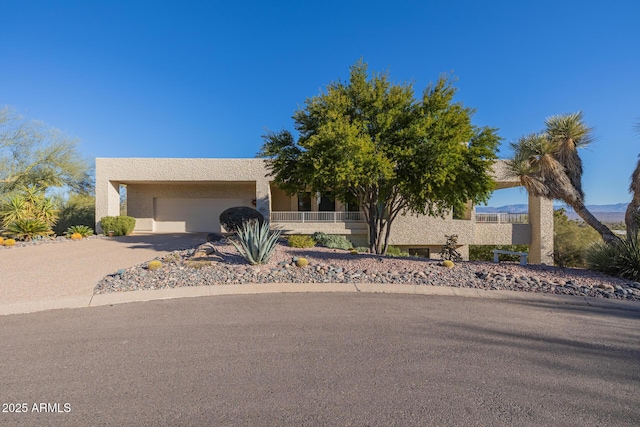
top-left (147, 260), bottom-right (163, 270)
top-left (230, 220), bottom-right (281, 265)
top-left (6, 218), bottom-right (53, 241)
top-left (295, 257), bottom-right (309, 267)
top-left (386, 246), bottom-right (409, 257)
top-left (312, 232), bottom-right (353, 250)
top-left (439, 234), bottom-right (463, 261)
top-left (287, 235), bottom-right (316, 248)
top-left (100, 216), bottom-right (136, 236)
top-left (3, 238), bottom-right (16, 246)
top-left (219, 206), bottom-right (264, 233)
top-left (554, 209), bottom-right (600, 267)
top-left (587, 236), bottom-right (640, 281)
top-left (355, 246), bottom-right (369, 253)
top-left (0, 186), bottom-right (58, 229)
top-left (469, 244), bottom-right (529, 262)
top-left (65, 225), bottom-right (93, 238)
top-left (54, 194), bottom-right (95, 236)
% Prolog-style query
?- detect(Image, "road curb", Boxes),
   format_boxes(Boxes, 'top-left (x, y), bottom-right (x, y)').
top-left (3, 283), bottom-right (639, 316)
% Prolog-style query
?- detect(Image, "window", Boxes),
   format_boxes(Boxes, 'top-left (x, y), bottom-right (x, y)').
top-left (297, 192), bottom-right (311, 211)
top-left (409, 248), bottom-right (430, 258)
top-left (318, 192), bottom-right (335, 212)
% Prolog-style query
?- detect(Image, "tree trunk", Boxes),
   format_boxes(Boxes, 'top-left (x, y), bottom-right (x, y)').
top-left (625, 201), bottom-right (639, 239)
top-left (572, 201), bottom-right (620, 243)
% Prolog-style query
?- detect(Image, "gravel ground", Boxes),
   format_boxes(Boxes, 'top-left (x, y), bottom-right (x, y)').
top-left (94, 239), bottom-right (640, 301)
top-left (0, 234), bottom-right (106, 249)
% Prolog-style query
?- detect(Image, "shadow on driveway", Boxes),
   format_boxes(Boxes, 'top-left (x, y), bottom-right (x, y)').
top-left (112, 233), bottom-right (207, 252)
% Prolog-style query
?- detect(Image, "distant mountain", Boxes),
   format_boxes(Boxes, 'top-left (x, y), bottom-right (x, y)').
top-left (477, 203), bottom-right (628, 223)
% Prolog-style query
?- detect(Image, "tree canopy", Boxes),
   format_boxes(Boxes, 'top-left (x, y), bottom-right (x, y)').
top-left (0, 107), bottom-right (92, 195)
top-left (259, 60), bottom-right (500, 254)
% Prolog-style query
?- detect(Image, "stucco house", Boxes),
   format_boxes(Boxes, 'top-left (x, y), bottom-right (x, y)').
top-left (95, 158), bottom-right (553, 264)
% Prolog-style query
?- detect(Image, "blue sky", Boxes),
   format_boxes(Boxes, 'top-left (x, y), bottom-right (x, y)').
top-left (1, 0), bottom-right (638, 206)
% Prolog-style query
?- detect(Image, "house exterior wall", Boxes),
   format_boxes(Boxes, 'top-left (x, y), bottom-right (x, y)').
top-left (127, 182), bottom-right (256, 232)
top-left (95, 158), bottom-right (553, 264)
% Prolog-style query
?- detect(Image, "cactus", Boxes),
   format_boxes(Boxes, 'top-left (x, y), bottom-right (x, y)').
top-left (3, 238), bottom-right (16, 247)
top-left (442, 260), bottom-right (454, 268)
top-left (0, 237), bottom-right (4, 245)
top-left (147, 260), bottom-right (163, 270)
top-left (70, 232), bottom-right (83, 240)
top-left (295, 257), bottom-right (309, 267)
top-left (349, 249), bottom-right (358, 255)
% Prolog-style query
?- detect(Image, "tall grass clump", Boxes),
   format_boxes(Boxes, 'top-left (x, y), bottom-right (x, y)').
top-left (230, 220), bottom-right (281, 265)
top-left (587, 235), bottom-right (640, 281)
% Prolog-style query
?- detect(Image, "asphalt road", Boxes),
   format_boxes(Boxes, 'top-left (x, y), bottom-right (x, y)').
top-left (1, 293), bottom-right (639, 426)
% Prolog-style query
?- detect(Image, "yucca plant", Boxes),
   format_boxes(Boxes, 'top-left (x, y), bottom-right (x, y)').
top-left (6, 218), bottom-right (53, 241)
top-left (587, 235), bottom-right (640, 281)
top-left (229, 220), bottom-right (281, 265)
top-left (65, 225), bottom-right (94, 238)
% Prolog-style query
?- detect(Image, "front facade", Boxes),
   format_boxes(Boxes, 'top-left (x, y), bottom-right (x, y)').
top-left (95, 158), bottom-right (553, 264)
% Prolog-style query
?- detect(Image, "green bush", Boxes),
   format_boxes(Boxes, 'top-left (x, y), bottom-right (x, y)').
top-left (553, 209), bottom-right (599, 267)
top-left (287, 235), bottom-right (316, 248)
top-left (386, 246), bottom-right (409, 257)
top-left (312, 232), bottom-right (353, 250)
top-left (65, 225), bottom-right (94, 238)
top-left (355, 246), bottom-right (369, 253)
top-left (587, 236), bottom-right (640, 281)
top-left (54, 194), bottom-right (95, 236)
top-left (230, 220), bottom-right (281, 265)
top-left (469, 244), bottom-right (529, 262)
top-left (100, 216), bottom-right (136, 236)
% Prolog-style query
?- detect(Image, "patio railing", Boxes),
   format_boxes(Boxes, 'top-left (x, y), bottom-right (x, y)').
top-left (271, 211), bottom-right (365, 223)
top-left (475, 213), bottom-right (529, 224)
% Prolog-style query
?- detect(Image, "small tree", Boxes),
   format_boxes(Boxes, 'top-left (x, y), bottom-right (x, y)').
top-left (0, 107), bottom-right (91, 194)
top-left (259, 60), bottom-right (500, 254)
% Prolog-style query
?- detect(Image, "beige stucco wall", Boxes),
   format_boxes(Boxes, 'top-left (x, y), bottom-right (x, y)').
top-left (127, 182), bottom-right (256, 232)
top-left (473, 223), bottom-right (531, 245)
top-left (388, 214), bottom-right (475, 246)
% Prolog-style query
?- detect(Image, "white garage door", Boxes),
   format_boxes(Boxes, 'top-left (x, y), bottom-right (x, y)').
top-left (154, 198), bottom-right (244, 233)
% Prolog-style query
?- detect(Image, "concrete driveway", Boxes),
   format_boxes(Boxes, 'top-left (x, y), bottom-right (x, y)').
top-left (0, 233), bottom-right (205, 313)
top-left (1, 293), bottom-right (638, 426)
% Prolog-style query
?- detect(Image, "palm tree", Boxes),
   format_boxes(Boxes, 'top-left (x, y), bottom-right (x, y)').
top-left (507, 113), bottom-right (619, 243)
top-left (626, 119), bottom-right (640, 238)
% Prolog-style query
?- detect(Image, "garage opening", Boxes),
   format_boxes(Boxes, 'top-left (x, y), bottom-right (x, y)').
top-left (153, 198), bottom-right (244, 233)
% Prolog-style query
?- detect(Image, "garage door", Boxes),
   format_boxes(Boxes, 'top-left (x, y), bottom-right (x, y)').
top-left (154, 198), bottom-right (244, 232)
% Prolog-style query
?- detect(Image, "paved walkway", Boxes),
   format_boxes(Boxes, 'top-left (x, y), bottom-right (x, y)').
top-left (0, 233), bottom-right (205, 314)
top-left (1, 233), bottom-right (639, 316)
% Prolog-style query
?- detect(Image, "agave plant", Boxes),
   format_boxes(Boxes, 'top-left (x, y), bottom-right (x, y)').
top-left (6, 218), bottom-right (53, 241)
top-left (229, 220), bottom-right (281, 265)
top-left (65, 225), bottom-right (94, 237)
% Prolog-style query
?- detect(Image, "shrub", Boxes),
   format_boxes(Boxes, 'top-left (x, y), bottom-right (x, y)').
top-left (230, 220), bottom-right (281, 265)
top-left (439, 235), bottom-right (462, 261)
top-left (442, 260), bottom-right (455, 268)
top-left (147, 260), bottom-right (163, 271)
top-left (287, 235), bottom-right (316, 248)
top-left (219, 206), bottom-right (264, 233)
top-left (469, 244), bottom-right (529, 262)
top-left (587, 236), bottom-right (640, 281)
top-left (312, 232), bottom-right (353, 250)
top-left (65, 225), bottom-right (94, 238)
top-left (3, 238), bottom-right (16, 246)
top-left (386, 246), bottom-right (409, 257)
top-left (100, 216), bottom-right (136, 236)
top-left (54, 194), bottom-right (95, 236)
top-left (295, 257), bottom-right (309, 267)
top-left (0, 186), bottom-right (58, 229)
top-left (355, 246), bottom-right (369, 253)
top-left (553, 209), bottom-right (599, 267)
top-left (6, 218), bottom-right (53, 241)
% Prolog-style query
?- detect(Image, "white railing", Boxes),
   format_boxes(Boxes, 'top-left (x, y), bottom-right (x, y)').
top-left (475, 213), bottom-right (529, 224)
top-left (271, 211), bottom-right (365, 223)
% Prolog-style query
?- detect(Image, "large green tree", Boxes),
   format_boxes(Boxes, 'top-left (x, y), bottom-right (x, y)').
top-left (0, 107), bottom-right (92, 194)
top-left (259, 61), bottom-right (500, 254)
top-left (507, 112), bottom-right (619, 243)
